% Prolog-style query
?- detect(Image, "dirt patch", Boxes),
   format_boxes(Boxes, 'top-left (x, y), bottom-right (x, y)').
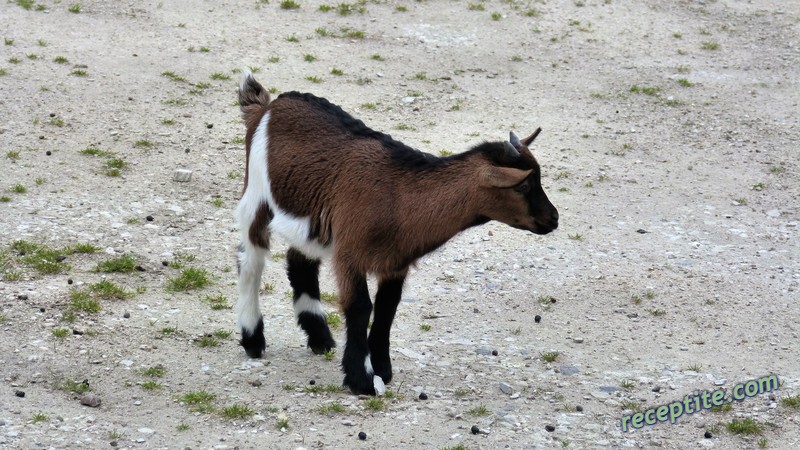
top-left (1, 0), bottom-right (798, 448)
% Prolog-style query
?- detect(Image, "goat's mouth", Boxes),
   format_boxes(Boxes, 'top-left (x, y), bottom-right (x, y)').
top-left (530, 220), bottom-right (558, 235)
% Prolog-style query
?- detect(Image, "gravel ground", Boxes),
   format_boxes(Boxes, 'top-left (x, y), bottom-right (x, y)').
top-left (1, 0), bottom-right (798, 449)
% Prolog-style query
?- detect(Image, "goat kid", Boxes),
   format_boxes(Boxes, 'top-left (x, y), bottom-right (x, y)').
top-left (235, 74), bottom-right (559, 395)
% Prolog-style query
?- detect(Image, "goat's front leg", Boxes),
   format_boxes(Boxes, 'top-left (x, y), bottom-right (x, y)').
top-left (340, 272), bottom-right (375, 395)
top-left (368, 274), bottom-right (406, 384)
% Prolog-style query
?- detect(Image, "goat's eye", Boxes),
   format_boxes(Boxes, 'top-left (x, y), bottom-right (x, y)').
top-left (514, 181), bottom-right (530, 194)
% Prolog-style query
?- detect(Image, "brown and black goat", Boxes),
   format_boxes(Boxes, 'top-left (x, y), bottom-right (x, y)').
top-left (235, 73), bottom-right (559, 395)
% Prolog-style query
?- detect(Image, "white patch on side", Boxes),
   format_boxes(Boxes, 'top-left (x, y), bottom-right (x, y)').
top-left (364, 354), bottom-right (374, 376)
top-left (293, 293), bottom-right (326, 318)
top-left (244, 110), bottom-right (333, 260)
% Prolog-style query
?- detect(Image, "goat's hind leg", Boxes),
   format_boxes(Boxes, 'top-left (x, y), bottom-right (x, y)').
top-left (237, 241), bottom-right (267, 357)
top-left (287, 248), bottom-right (336, 354)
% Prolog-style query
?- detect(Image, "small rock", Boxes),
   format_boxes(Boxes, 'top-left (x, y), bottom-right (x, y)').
top-left (174, 169), bottom-right (193, 182)
top-left (56, 255), bottom-right (67, 262)
top-left (250, 380), bottom-right (262, 387)
top-left (46, 150), bottom-right (52, 156)
top-left (123, 311), bottom-right (130, 319)
top-left (309, 379), bottom-right (315, 385)
top-left (573, 337), bottom-right (584, 343)
top-left (72, 328), bottom-right (84, 335)
top-left (341, 419), bottom-right (355, 426)
top-left (545, 424), bottom-right (555, 432)
top-left (560, 364), bottom-right (580, 376)
top-left (138, 427), bottom-right (155, 434)
top-left (39, 307), bottom-right (45, 312)
top-left (146, 215), bottom-right (154, 222)
top-left (491, 350), bottom-right (498, 356)
top-left (80, 394), bottom-right (101, 407)
top-left (576, 405), bottom-right (584, 412)
top-left (499, 382), bottom-right (513, 395)
top-left (471, 425), bottom-right (480, 435)
top-left (110, 441), bottom-right (117, 447)
top-left (135, 265), bottom-right (145, 272)
top-left (206, 123), bottom-right (213, 129)
top-left (704, 430), bottom-right (712, 439)
top-left (67, 279), bottom-right (73, 285)
top-left (15, 390), bottom-right (25, 398)
top-left (358, 431), bottom-right (367, 440)
top-left (18, 294), bottom-right (28, 300)
top-left (636, 229), bottom-right (648, 234)
top-left (419, 392), bottom-right (428, 400)
top-left (475, 348), bottom-right (493, 356)
top-left (534, 315), bottom-right (541, 323)
top-left (714, 379), bottom-right (726, 386)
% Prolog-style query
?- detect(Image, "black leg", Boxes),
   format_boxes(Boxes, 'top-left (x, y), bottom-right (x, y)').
top-left (341, 274), bottom-right (375, 395)
top-left (368, 276), bottom-right (405, 384)
top-left (287, 248), bottom-right (336, 354)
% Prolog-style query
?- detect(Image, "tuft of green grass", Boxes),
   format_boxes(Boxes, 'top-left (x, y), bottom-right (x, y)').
top-left (468, 405), bottom-right (490, 416)
top-left (317, 402), bottom-right (346, 414)
top-left (8, 57), bottom-right (21, 64)
top-left (12, 240), bottom-right (70, 274)
top-left (160, 326), bottom-right (179, 335)
top-left (95, 254), bottom-right (136, 273)
top-left (280, 0), bottom-right (300, 8)
top-left (491, 12), bottom-right (502, 20)
top-left (60, 379), bottom-right (90, 394)
top-left (326, 312), bottom-right (342, 330)
top-left (10, 183), bottom-right (27, 193)
top-left (68, 4), bottom-right (81, 13)
top-left (568, 233), bottom-right (583, 241)
top-left (686, 363), bottom-right (703, 372)
top-left (54, 56), bottom-right (69, 64)
top-left (176, 423), bottom-right (190, 431)
top-left (141, 380), bottom-right (162, 390)
top-left (90, 280), bottom-right (132, 299)
top-left (6, 150), bottom-right (20, 160)
top-left (420, 324), bottom-right (431, 331)
top-left (161, 71), bottom-right (187, 83)
top-left (166, 267), bottom-right (212, 291)
top-left (70, 69), bottom-right (87, 77)
top-left (52, 328), bottom-right (69, 339)
top-left (701, 41), bottom-right (719, 50)
top-left (726, 418), bottom-right (762, 435)
top-left (468, 3), bottom-right (485, 11)
top-left (213, 329), bottom-right (232, 339)
top-left (630, 85), bottom-right (661, 96)
top-left (781, 395), bottom-right (800, 409)
top-left (69, 290), bottom-right (101, 313)
top-left (205, 293), bottom-right (230, 310)
top-left (540, 351), bottom-right (560, 362)
top-left (195, 335), bottom-right (220, 347)
top-left (650, 308), bottom-right (666, 317)
top-left (143, 366), bottom-right (166, 378)
top-left (275, 417), bottom-right (290, 430)
top-left (619, 379), bottom-right (635, 389)
top-left (4, 37), bottom-right (14, 45)
top-left (220, 404), bottom-right (254, 420)
top-left (303, 53), bottom-right (317, 62)
top-left (134, 140), bottom-right (154, 149)
top-left (330, 67), bottom-right (343, 76)
top-left (79, 147), bottom-right (114, 157)
top-left (324, 349), bottom-right (336, 361)
top-left (210, 72), bottom-right (230, 80)
top-left (710, 403), bottom-right (733, 413)
top-left (620, 400), bottom-right (642, 412)
top-left (305, 75), bottom-right (323, 84)
top-left (676, 78), bottom-right (694, 87)
top-left (180, 391), bottom-right (216, 413)
top-left (364, 397), bottom-right (386, 411)
top-left (370, 54), bottom-right (384, 61)
top-left (31, 413), bottom-right (48, 424)
top-left (320, 291), bottom-right (338, 303)
top-left (0, 196), bottom-right (11, 203)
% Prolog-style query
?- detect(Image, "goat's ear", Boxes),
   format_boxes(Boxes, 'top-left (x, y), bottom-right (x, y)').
top-left (480, 166), bottom-right (532, 188)
top-left (522, 127), bottom-right (543, 147)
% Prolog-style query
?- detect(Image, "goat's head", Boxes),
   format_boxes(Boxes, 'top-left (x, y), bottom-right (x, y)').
top-left (477, 128), bottom-right (559, 235)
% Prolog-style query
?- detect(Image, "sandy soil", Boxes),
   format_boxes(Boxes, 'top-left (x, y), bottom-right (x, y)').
top-left (1, 0), bottom-right (798, 448)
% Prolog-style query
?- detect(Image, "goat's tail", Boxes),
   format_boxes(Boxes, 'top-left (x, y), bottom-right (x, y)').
top-left (238, 70), bottom-right (271, 119)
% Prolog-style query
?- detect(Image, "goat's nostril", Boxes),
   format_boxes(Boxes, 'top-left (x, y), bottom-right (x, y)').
top-left (552, 211), bottom-right (559, 221)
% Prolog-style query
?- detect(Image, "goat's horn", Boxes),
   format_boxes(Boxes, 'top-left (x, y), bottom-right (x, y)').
top-left (509, 131), bottom-right (522, 148)
top-left (503, 141), bottom-right (520, 158)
